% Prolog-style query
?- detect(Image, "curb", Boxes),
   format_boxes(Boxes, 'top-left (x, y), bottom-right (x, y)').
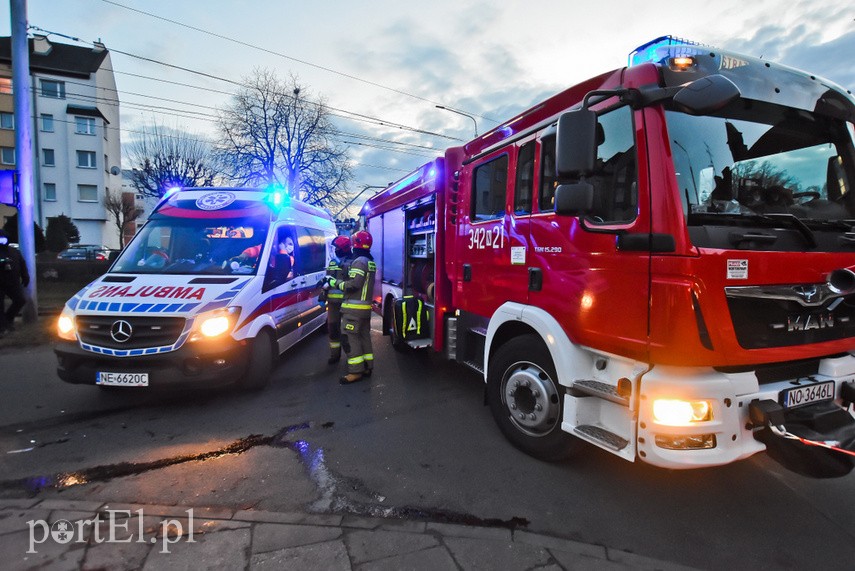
top-left (0, 498), bottom-right (698, 570)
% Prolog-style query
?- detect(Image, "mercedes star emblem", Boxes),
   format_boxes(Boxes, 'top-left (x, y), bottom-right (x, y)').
top-left (110, 320), bottom-right (133, 343)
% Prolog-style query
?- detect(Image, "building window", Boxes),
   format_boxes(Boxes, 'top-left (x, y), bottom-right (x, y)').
top-left (39, 79), bottom-right (65, 99)
top-left (0, 112), bottom-right (13, 130)
top-left (75, 116), bottom-right (95, 135)
top-left (0, 77), bottom-right (11, 94)
top-left (0, 147), bottom-right (14, 165)
top-left (76, 150), bottom-right (96, 168)
top-left (78, 184), bottom-right (98, 202)
top-left (44, 183), bottom-right (57, 201)
top-left (41, 114), bottom-right (54, 132)
top-left (43, 148), bottom-right (55, 166)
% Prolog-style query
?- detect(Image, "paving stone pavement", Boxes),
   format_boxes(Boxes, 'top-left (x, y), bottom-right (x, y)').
top-left (0, 498), bottom-right (699, 570)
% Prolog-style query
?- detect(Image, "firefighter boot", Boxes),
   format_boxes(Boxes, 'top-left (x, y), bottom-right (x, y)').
top-left (339, 373), bottom-right (364, 385)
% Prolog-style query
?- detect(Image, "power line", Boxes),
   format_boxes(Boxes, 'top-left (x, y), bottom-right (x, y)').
top-left (29, 25), bottom-right (463, 143)
top-left (98, 0), bottom-right (498, 124)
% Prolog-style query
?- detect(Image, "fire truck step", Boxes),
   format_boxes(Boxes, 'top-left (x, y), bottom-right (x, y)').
top-left (573, 424), bottom-right (630, 451)
top-left (570, 380), bottom-right (629, 406)
top-left (462, 360), bottom-right (485, 374)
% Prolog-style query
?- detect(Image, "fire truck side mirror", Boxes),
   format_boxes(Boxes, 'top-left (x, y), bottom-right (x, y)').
top-left (672, 74), bottom-right (740, 115)
top-left (556, 109), bottom-right (597, 178)
top-left (554, 183), bottom-right (594, 216)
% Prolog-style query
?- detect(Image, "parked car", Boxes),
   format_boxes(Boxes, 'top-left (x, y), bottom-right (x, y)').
top-left (57, 245), bottom-right (110, 261)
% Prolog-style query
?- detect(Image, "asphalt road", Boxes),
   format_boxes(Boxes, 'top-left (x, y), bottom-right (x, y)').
top-left (1, 318), bottom-right (854, 570)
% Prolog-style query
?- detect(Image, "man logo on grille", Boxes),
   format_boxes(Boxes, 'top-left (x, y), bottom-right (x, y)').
top-left (793, 285), bottom-right (819, 304)
top-left (110, 320), bottom-right (133, 343)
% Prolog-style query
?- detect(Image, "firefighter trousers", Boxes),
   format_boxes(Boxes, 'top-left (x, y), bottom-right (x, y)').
top-left (327, 302), bottom-right (343, 360)
top-left (341, 314), bottom-right (373, 375)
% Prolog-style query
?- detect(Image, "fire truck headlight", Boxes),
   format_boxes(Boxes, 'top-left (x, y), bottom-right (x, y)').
top-left (191, 307), bottom-right (241, 341)
top-left (652, 399), bottom-right (712, 425)
top-left (57, 307), bottom-right (76, 341)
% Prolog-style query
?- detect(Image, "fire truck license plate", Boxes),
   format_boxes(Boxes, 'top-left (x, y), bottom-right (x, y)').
top-left (781, 381), bottom-right (834, 408)
top-left (97, 372), bottom-right (149, 387)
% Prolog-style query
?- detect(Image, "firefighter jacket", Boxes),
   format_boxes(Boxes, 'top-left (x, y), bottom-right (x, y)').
top-left (338, 253), bottom-right (375, 318)
top-left (323, 255), bottom-right (350, 305)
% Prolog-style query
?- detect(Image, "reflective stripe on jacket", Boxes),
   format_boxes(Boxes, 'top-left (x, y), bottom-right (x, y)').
top-left (340, 254), bottom-right (376, 317)
top-left (325, 256), bottom-right (350, 304)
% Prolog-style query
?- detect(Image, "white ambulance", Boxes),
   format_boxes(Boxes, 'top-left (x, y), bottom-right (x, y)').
top-left (55, 187), bottom-right (336, 390)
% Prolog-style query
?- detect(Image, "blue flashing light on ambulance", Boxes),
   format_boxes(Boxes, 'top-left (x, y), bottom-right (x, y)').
top-left (55, 186), bottom-right (336, 390)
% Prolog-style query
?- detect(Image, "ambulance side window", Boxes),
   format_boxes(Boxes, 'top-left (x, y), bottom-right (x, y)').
top-left (265, 226), bottom-right (296, 288)
top-left (471, 154), bottom-right (508, 222)
top-left (296, 228), bottom-right (326, 275)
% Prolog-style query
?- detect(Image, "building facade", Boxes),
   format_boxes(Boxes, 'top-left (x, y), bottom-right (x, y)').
top-left (0, 35), bottom-right (124, 249)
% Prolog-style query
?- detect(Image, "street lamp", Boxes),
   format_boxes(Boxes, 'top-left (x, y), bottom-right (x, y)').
top-left (435, 105), bottom-right (478, 138)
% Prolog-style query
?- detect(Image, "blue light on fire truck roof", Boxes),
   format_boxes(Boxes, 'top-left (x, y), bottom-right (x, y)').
top-left (628, 35), bottom-right (702, 67)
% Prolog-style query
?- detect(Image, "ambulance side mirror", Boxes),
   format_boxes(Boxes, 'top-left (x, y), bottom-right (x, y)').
top-left (556, 109), bottom-right (597, 178)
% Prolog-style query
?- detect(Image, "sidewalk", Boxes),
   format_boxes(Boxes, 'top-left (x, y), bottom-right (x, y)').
top-left (0, 498), bottom-right (696, 570)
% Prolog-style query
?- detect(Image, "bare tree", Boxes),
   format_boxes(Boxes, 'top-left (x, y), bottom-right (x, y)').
top-left (215, 70), bottom-right (352, 208)
top-left (104, 189), bottom-right (143, 248)
top-left (126, 121), bottom-right (220, 199)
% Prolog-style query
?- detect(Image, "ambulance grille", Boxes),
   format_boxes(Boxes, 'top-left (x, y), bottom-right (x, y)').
top-left (76, 315), bottom-right (186, 349)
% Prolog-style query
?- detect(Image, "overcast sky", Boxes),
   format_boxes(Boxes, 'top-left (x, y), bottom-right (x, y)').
top-left (4, 0), bottom-right (854, 205)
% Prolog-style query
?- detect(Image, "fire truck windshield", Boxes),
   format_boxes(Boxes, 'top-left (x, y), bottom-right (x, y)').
top-left (668, 103), bottom-right (855, 227)
top-left (111, 217), bottom-right (270, 275)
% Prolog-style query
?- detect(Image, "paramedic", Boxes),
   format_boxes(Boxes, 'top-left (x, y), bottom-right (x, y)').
top-left (0, 229), bottom-right (30, 335)
top-left (330, 230), bottom-right (376, 385)
top-left (321, 235), bottom-right (352, 364)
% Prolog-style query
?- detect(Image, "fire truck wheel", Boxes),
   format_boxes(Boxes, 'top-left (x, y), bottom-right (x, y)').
top-left (240, 330), bottom-right (274, 390)
top-left (488, 335), bottom-right (577, 461)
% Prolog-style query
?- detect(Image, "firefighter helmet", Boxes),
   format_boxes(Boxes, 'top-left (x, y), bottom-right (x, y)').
top-left (332, 235), bottom-right (352, 252)
top-left (352, 230), bottom-right (373, 250)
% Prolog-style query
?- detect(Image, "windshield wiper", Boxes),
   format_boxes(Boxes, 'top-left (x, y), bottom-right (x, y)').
top-left (688, 211), bottom-right (817, 247)
top-left (763, 213), bottom-right (817, 248)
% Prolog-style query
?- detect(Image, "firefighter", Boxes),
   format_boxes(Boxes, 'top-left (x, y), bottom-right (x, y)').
top-left (328, 230), bottom-right (376, 385)
top-left (322, 235), bottom-right (352, 364)
top-left (0, 229), bottom-right (30, 336)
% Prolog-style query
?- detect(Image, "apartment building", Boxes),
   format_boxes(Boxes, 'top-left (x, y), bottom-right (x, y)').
top-left (0, 34), bottom-right (124, 248)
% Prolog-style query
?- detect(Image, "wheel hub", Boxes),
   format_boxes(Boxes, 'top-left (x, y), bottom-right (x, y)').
top-left (502, 363), bottom-right (560, 435)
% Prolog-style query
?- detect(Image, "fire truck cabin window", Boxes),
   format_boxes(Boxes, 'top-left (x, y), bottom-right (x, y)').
top-left (472, 154), bottom-right (509, 222)
top-left (586, 106), bottom-right (638, 224)
top-left (514, 141), bottom-right (535, 215)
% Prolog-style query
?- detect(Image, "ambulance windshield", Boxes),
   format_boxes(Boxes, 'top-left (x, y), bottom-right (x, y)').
top-left (111, 216), bottom-right (270, 275)
top-left (669, 101), bottom-right (855, 224)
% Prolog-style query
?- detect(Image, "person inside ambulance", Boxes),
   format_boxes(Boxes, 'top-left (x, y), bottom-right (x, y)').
top-left (138, 246), bottom-right (170, 269)
top-left (326, 230), bottom-right (376, 385)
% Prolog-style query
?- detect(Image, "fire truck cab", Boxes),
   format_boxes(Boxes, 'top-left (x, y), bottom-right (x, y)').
top-left (362, 37), bottom-right (855, 477)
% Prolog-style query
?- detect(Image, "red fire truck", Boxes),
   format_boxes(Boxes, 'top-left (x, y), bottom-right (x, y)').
top-left (360, 37), bottom-right (855, 477)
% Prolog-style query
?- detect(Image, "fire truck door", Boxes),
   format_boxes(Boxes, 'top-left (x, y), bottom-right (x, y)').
top-left (528, 109), bottom-right (650, 360)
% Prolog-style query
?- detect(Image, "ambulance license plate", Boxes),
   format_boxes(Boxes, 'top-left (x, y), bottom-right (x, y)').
top-left (780, 381), bottom-right (834, 408)
top-left (97, 372), bottom-right (149, 387)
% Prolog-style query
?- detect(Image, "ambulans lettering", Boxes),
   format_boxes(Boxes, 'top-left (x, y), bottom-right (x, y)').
top-left (87, 285), bottom-right (206, 300)
top-left (468, 226), bottom-right (504, 250)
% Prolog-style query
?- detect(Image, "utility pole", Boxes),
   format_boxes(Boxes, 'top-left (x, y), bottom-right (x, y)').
top-left (10, 0), bottom-right (38, 320)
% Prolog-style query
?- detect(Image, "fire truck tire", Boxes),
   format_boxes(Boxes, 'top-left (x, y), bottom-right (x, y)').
top-left (487, 335), bottom-right (577, 461)
top-left (240, 330), bottom-right (274, 390)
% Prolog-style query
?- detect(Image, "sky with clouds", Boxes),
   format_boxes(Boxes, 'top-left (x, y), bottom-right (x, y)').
top-left (4, 0), bottom-right (853, 210)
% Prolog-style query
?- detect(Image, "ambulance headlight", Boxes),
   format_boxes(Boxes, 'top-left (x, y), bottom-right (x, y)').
top-left (652, 399), bottom-right (712, 425)
top-left (191, 307), bottom-right (241, 341)
top-left (57, 307), bottom-right (76, 341)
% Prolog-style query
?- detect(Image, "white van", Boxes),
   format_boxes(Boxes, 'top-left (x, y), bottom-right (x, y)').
top-left (55, 187), bottom-right (336, 390)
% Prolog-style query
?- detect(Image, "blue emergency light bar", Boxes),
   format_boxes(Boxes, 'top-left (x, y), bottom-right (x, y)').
top-left (628, 35), bottom-right (705, 67)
